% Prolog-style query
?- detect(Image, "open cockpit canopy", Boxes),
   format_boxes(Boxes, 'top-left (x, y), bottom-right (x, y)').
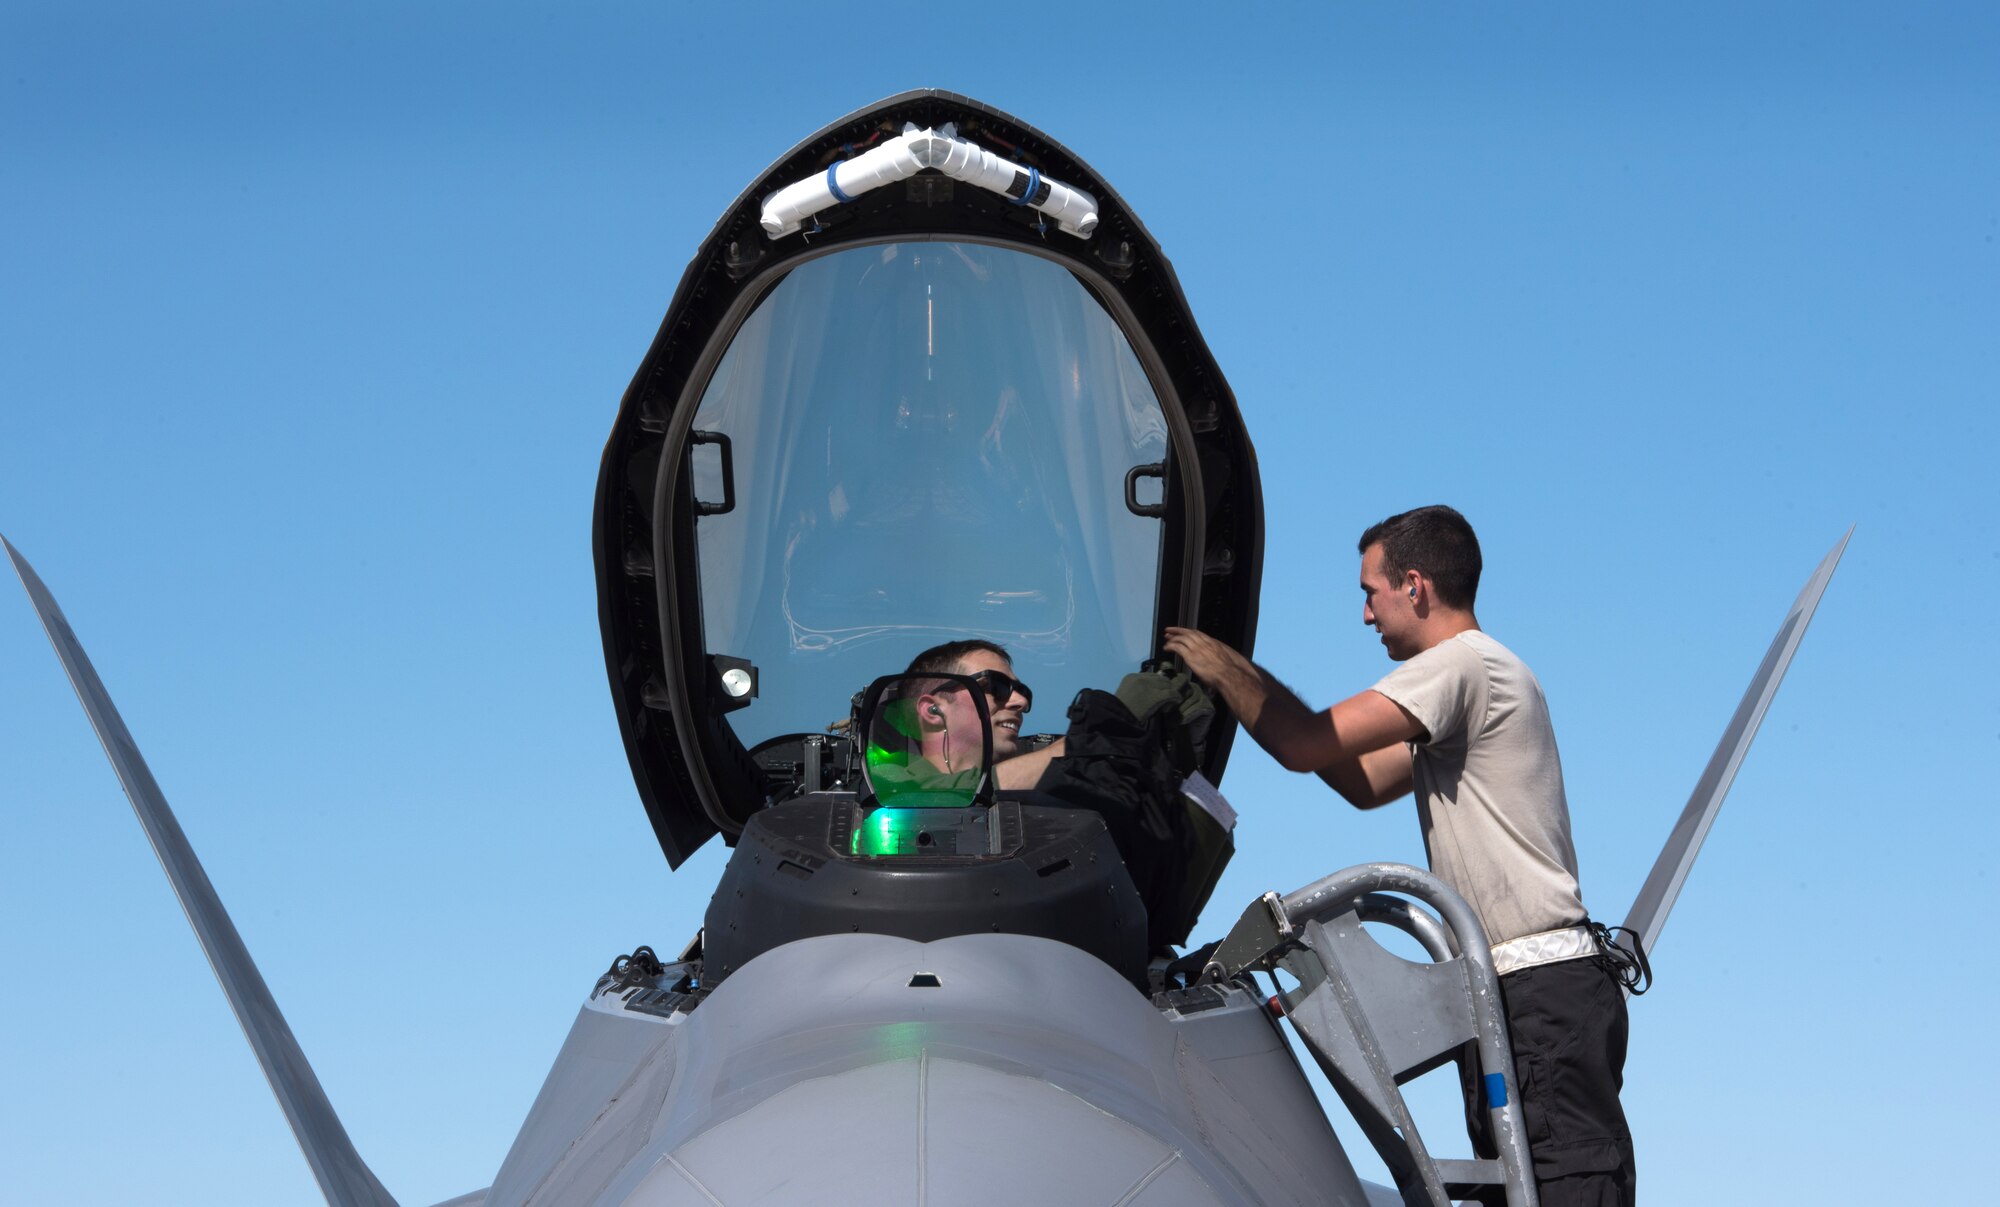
top-left (596, 92), bottom-right (1262, 866)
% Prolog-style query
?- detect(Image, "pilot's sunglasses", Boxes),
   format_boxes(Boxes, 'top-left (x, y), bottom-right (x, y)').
top-left (967, 669), bottom-right (1033, 714)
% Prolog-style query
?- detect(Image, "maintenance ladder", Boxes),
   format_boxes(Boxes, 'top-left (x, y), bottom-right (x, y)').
top-left (1203, 863), bottom-right (1539, 1207)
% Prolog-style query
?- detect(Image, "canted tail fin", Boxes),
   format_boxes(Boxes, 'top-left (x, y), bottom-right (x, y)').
top-left (1621, 528), bottom-right (1852, 959)
top-left (5, 535), bottom-right (400, 1207)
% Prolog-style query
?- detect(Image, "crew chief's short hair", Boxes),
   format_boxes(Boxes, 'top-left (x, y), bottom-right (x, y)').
top-left (1358, 505), bottom-right (1483, 610)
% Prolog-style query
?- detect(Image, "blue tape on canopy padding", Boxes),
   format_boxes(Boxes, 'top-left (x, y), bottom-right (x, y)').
top-left (826, 163), bottom-right (853, 205)
top-left (1007, 166), bottom-right (1041, 206)
top-left (1484, 1072), bottom-right (1509, 1109)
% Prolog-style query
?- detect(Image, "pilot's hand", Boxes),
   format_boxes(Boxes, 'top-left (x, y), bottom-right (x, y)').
top-left (1162, 627), bottom-right (1254, 691)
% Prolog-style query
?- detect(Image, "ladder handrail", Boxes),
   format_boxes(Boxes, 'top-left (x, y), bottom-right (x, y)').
top-left (1205, 863), bottom-right (1538, 1207)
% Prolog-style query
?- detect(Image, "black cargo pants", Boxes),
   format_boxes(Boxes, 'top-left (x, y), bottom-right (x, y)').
top-left (1498, 954), bottom-right (1637, 1207)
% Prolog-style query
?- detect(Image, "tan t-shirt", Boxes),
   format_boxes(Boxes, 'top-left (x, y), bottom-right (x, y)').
top-left (1370, 630), bottom-right (1587, 945)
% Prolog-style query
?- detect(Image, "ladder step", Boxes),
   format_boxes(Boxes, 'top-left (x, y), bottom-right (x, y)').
top-left (1438, 1157), bottom-right (1507, 1201)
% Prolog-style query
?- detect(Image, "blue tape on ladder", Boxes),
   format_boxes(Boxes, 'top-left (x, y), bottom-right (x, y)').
top-left (826, 163), bottom-right (853, 205)
top-left (1484, 1072), bottom-right (1509, 1109)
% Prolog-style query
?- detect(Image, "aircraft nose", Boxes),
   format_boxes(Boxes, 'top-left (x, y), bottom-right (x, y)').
top-left (604, 935), bottom-right (1249, 1207)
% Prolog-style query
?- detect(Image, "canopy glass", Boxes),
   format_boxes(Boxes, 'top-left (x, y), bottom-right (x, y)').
top-left (688, 240), bottom-right (1171, 748)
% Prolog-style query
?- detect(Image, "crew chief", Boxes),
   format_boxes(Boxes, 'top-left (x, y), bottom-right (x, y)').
top-left (1164, 504), bottom-right (1635, 1207)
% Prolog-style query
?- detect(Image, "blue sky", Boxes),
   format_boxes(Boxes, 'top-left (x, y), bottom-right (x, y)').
top-left (3, 4), bottom-right (1995, 1203)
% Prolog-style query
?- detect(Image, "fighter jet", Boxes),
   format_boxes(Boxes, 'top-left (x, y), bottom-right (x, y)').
top-left (7, 91), bottom-right (1846, 1206)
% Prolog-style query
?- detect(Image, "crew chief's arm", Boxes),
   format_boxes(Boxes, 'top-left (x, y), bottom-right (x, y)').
top-left (1314, 744), bottom-right (1415, 809)
top-left (1162, 626), bottom-right (1421, 808)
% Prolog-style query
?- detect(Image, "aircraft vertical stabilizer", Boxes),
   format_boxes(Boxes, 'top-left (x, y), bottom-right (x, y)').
top-left (4, 536), bottom-right (401, 1207)
top-left (1621, 527), bottom-right (1852, 957)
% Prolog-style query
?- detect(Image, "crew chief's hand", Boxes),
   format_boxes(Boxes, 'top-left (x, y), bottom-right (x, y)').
top-left (1162, 626), bottom-right (1259, 702)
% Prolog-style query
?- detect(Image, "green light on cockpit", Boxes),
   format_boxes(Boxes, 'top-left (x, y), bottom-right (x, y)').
top-left (853, 808), bottom-right (927, 856)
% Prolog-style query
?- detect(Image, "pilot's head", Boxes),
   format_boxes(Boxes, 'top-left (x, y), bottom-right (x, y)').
top-left (906, 639), bottom-right (1034, 760)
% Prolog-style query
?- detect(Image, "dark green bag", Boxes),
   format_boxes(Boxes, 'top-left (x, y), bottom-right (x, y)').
top-left (1036, 664), bottom-right (1233, 953)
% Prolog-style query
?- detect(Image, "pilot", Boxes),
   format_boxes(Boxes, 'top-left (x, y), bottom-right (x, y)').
top-left (901, 640), bottom-right (1066, 791)
top-left (1163, 505), bottom-right (1636, 1207)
